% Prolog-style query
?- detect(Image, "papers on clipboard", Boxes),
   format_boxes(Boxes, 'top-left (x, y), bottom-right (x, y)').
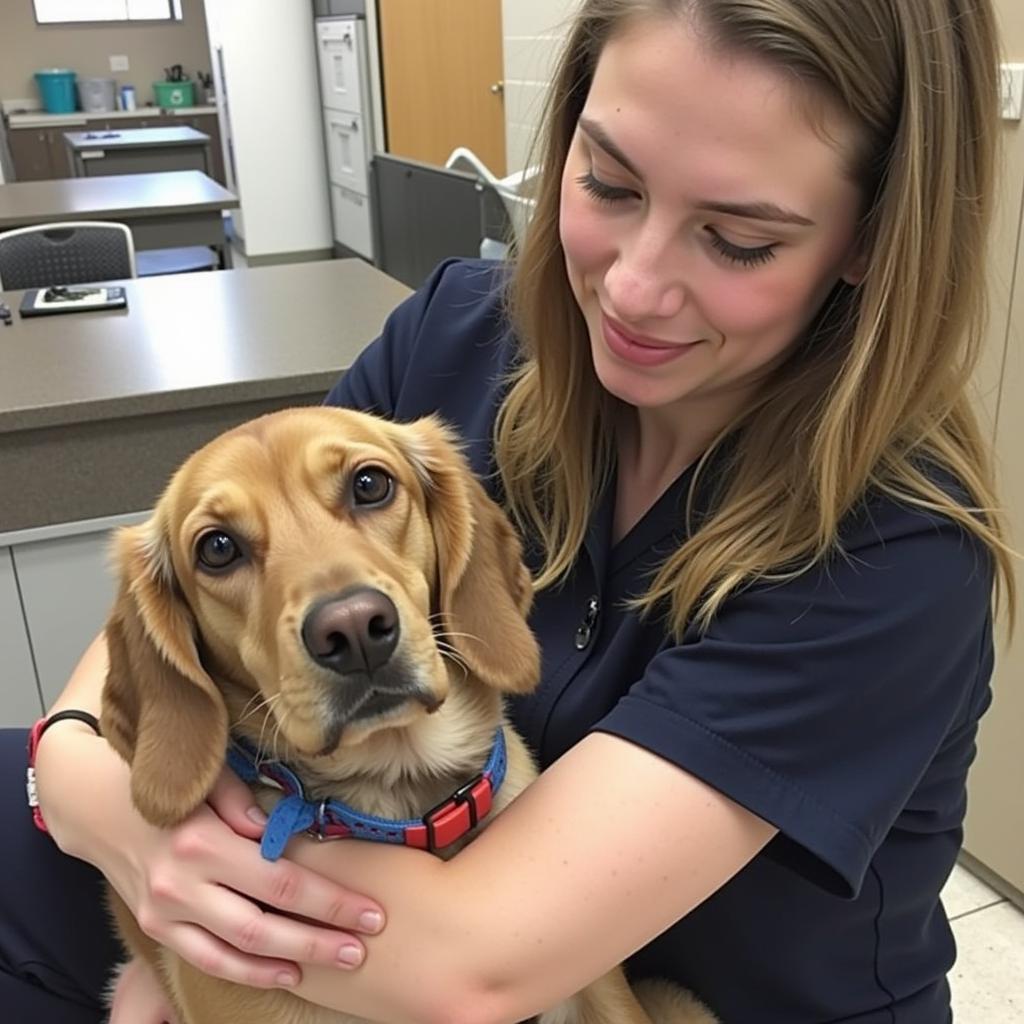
top-left (19, 285), bottom-right (128, 317)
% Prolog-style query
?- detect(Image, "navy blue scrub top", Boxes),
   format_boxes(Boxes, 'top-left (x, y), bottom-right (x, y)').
top-left (324, 259), bottom-right (994, 1023)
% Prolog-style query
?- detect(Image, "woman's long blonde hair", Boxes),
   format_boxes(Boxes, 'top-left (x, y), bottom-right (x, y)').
top-left (496, 0), bottom-right (1016, 636)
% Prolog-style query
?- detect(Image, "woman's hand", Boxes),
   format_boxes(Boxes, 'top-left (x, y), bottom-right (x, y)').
top-left (36, 728), bottom-right (385, 990)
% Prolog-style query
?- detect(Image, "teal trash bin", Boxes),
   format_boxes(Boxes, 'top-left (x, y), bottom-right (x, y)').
top-left (34, 69), bottom-right (77, 114)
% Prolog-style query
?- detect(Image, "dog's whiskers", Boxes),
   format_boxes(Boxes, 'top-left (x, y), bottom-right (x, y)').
top-left (254, 693), bottom-right (284, 766)
top-left (436, 642), bottom-right (470, 680)
top-left (238, 691), bottom-right (277, 726)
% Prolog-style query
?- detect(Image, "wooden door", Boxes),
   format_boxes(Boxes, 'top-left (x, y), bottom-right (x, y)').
top-left (377, 0), bottom-right (506, 176)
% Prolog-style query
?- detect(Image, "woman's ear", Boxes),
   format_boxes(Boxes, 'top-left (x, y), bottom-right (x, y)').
top-left (399, 416), bottom-right (541, 695)
top-left (102, 515), bottom-right (229, 828)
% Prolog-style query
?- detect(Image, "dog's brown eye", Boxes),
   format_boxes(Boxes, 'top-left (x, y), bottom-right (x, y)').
top-left (352, 467), bottom-right (393, 507)
top-left (196, 530), bottom-right (242, 570)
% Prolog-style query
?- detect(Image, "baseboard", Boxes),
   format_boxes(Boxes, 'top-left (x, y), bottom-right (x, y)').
top-left (958, 849), bottom-right (1024, 911)
top-left (244, 249), bottom-right (335, 268)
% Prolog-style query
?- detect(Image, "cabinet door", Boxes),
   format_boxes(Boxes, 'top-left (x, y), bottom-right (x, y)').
top-left (0, 547), bottom-right (44, 726)
top-left (317, 18), bottom-right (365, 114)
top-left (324, 109), bottom-right (369, 193)
top-left (8, 129), bottom-right (55, 181)
top-left (47, 129), bottom-right (75, 177)
top-left (12, 531), bottom-right (118, 709)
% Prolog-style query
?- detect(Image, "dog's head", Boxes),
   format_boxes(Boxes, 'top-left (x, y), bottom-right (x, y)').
top-left (101, 407), bottom-right (539, 827)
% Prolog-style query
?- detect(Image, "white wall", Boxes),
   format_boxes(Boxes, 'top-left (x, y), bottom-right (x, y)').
top-left (203, 0), bottom-right (331, 258)
top-left (501, 0), bottom-right (580, 173)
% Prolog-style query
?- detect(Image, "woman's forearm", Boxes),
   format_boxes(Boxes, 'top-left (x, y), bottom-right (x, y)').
top-left (34, 631), bottom-right (135, 862)
top-left (288, 733), bottom-right (774, 1024)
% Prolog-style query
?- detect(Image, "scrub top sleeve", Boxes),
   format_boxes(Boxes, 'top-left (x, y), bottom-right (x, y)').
top-left (594, 508), bottom-right (993, 898)
top-left (323, 257), bottom-right (466, 415)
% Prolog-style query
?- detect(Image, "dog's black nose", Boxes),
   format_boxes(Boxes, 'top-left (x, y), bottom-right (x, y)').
top-left (302, 589), bottom-right (400, 675)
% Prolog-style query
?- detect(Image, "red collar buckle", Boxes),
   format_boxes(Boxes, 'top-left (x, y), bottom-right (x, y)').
top-left (407, 773), bottom-right (494, 852)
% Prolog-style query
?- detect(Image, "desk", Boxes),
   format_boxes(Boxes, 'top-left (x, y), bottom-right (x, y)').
top-left (64, 126), bottom-right (213, 178)
top-left (0, 259), bottom-right (411, 721)
top-left (0, 170), bottom-right (239, 268)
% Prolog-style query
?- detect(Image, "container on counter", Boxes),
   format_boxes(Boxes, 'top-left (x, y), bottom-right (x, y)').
top-left (34, 69), bottom-right (77, 114)
top-left (78, 77), bottom-right (117, 113)
top-left (152, 79), bottom-right (194, 108)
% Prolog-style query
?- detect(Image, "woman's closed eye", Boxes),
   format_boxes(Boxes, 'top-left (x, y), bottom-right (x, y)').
top-left (576, 170), bottom-right (779, 269)
top-left (576, 169), bottom-right (639, 204)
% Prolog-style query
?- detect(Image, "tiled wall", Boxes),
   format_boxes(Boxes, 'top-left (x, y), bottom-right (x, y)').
top-left (501, 0), bottom-right (580, 173)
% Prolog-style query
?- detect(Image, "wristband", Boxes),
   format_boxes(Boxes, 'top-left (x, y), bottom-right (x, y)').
top-left (26, 710), bottom-right (102, 834)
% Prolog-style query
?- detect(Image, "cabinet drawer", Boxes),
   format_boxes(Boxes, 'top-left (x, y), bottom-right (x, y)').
top-left (330, 183), bottom-right (374, 259)
top-left (317, 18), bottom-right (365, 114)
top-left (324, 109), bottom-right (370, 193)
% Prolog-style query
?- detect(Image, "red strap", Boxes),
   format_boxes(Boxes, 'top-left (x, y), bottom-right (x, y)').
top-left (26, 718), bottom-right (49, 833)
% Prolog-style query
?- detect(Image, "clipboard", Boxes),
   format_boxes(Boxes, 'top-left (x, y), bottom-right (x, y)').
top-left (19, 285), bottom-right (128, 318)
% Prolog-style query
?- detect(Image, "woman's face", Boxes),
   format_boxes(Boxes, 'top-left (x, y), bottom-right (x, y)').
top-left (559, 16), bottom-right (866, 422)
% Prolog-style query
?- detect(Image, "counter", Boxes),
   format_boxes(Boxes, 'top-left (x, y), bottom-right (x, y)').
top-left (6, 105), bottom-right (218, 129)
top-left (0, 258), bottom-right (410, 721)
top-left (0, 259), bottom-right (410, 536)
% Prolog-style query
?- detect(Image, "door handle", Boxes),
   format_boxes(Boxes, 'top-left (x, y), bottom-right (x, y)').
top-left (490, 81), bottom-right (504, 95)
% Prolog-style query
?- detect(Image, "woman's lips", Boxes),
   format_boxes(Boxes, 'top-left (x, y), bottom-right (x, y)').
top-left (601, 313), bottom-right (699, 367)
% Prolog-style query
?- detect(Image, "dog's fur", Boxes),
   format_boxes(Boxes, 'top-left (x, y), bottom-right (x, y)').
top-left (99, 406), bottom-right (715, 1024)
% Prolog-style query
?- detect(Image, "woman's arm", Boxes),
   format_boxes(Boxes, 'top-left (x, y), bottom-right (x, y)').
top-left (287, 731), bottom-right (776, 1024)
top-left (33, 633), bottom-right (388, 987)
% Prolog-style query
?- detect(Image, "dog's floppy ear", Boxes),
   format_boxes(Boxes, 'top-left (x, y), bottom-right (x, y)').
top-left (101, 512), bottom-right (229, 828)
top-left (400, 417), bottom-right (539, 694)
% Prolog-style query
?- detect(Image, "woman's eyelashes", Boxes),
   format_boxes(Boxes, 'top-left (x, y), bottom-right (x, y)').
top-left (575, 170), bottom-right (779, 268)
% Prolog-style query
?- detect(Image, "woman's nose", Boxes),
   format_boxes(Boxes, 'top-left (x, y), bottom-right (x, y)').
top-left (603, 240), bottom-right (688, 322)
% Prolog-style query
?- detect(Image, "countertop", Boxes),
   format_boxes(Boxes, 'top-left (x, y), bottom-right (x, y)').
top-left (0, 259), bottom-right (410, 433)
top-left (0, 259), bottom-right (411, 533)
top-left (6, 106), bottom-right (218, 129)
top-left (63, 126), bottom-right (211, 150)
top-left (0, 169), bottom-right (238, 228)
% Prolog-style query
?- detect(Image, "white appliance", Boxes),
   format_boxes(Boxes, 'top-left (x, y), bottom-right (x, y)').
top-left (316, 16), bottom-right (378, 260)
top-left (203, 0), bottom-right (332, 261)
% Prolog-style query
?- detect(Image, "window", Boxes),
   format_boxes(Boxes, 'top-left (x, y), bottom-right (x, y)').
top-left (33, 0), bottom-right (183, 23)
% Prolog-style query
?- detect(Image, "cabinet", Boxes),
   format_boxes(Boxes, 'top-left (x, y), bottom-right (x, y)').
top-left (0, 547), bottom-right (43, 726)
top-left (317, 17), bottom-right (376, 259)
top-left (7, 127), bottom-right (70, 180)
top-left (7, 112), bottom-right (226, 185)
top-left (12, 530), bottom-right (118, 711)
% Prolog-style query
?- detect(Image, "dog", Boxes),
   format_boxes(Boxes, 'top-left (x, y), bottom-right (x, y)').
top-left (99, 406), bottom-right (716, 1024)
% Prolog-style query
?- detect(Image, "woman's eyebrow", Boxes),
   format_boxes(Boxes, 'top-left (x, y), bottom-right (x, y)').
top-left (696, 199), bottom-right (815, 227)
top-left (577, 115), bottom-right (815, 227)
top-left (578, 116), bottom-right (642, 178)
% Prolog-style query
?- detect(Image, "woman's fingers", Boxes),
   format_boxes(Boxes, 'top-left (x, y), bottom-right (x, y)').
top-left (245, 842), bottom-right (386, 936)
top-left (200, 774), bottom-right (386, 936)
top-left (206, 766), bottom-right (267, 840)
top-left (163, 920), bottom-right (306, 990)
top-left (165, 884), bottom-right (371, 974)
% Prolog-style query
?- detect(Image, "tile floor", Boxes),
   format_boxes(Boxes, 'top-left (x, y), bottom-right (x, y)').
top-left (945, 864), bottom-right (1024, 1021)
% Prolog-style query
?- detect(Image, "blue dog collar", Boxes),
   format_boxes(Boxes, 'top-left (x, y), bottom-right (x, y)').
top-left (227, 727), bottom-right (508, 861)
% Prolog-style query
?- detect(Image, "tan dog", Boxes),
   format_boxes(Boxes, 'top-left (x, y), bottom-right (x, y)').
top-left (99, 406), bottom-right (715, 1024)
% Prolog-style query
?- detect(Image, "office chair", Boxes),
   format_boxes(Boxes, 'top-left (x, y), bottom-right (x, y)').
top-left (0, 221), bottom-right (136, 290)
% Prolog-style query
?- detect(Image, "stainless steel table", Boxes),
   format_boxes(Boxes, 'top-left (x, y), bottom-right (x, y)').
top-left (0, 170), bottom-right (239, 269)
top-left (63, 126), bottom-right (213, 178)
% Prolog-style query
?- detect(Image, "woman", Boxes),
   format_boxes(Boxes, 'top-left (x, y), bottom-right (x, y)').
top-left (4, 0), bottom-right (1015, 1021)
